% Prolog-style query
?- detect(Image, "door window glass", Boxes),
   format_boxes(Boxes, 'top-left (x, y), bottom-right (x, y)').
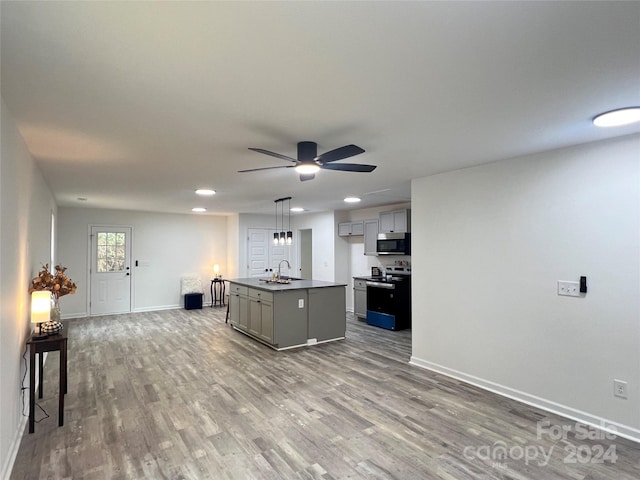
top-left (96, 231), bottom-right (126, 272)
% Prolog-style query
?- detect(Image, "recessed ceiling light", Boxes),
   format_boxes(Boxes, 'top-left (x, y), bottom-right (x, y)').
top-left (593, 107), bottom-right (640, 127)
top-left (195, 189), bottom-right (216, 196)
top-left (344, 197), bottom-right (361, 203)
top-left (192, 207), bottom-right (206, 212)
top-left (290, 207), bottom-right (305, 212)
top-left (295, 163), bottom-right (320, 175)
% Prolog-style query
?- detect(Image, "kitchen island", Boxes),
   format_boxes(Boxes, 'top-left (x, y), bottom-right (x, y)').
top-left (227, 278), bottom-right (347, 350)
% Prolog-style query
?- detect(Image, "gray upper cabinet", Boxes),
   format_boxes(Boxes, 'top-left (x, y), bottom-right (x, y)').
top-left (364, 219), bottom-right (379, 255)
top-left (338, 220), bottom-right (364, 236)
top-left (379, 209), bottom-right (410, 233)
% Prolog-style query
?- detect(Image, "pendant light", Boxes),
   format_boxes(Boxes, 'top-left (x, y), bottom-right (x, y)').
top-left (286, 197), bottom-right (293, 245)
top-left (273, 201), bottom-right (279, 245)
top-left (279, 199), bottom-right (286, 245)
top-left (274, 197), bottom-right (293, 246)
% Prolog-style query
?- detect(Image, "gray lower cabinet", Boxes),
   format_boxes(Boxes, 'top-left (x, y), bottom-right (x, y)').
top-left (228, 280), bottom-right (346, 349)
top-left (248, 288), bottom-right (273, 343)
top-left (229, 283), bottom-right (249, 331)
top-left (229, 283), bottom-right (308, 348)
top-left (353, 278), bottom-right (367, 319)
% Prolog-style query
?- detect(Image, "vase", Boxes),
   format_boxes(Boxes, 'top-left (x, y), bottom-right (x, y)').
top-left (51, 295), bottom-right (61, 322)
top-left (42, 295), bottom-right (63, 335)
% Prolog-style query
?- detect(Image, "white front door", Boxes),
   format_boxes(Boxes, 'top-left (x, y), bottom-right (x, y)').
top-left (90, 226), bottom-right (132, 315)
top-left (247, 228), bottom-right (291, 278)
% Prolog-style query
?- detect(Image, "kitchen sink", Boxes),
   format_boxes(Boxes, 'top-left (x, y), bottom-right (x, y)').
top-left (258, 277), bottom-right (301, 284)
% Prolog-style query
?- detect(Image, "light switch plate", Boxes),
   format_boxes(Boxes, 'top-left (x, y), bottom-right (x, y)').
top-left (298, 299), bottom-right (304, 308)
top-left (558, 281), bottom-right (580, 297)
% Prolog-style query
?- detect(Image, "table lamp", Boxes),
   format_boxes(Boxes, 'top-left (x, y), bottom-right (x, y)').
top-left (31, 291), bottom-right (51, 336)
top-left (213, 264), bottom-right (220, 278)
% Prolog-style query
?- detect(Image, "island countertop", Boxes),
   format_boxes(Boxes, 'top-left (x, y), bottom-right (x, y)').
top-left (227, 277), bottom-right (346, 291)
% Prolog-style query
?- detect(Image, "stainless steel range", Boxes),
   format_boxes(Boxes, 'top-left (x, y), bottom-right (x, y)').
top-left (366, 266), bottom-right (411, 330)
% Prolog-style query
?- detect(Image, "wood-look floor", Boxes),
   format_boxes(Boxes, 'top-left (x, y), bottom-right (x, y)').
top-left (10, 308), bottom-right (640, 479)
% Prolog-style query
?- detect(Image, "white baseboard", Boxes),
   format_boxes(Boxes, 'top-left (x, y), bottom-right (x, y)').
top-left (133, 304), bottom-right (181, 313)
top-left (62, 302), bottom-right (220, 319)
top-left (2, 353), bottom-right (48, 480)
top-left (60, 312), bottom-right (86, 319)
top-left (1, 414), bottom-right (27, 480)
top-left (409, 356), bottom-right (640, 444)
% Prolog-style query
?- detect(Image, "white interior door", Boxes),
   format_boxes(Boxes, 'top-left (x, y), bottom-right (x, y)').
top-left (270, 241), bottom-right (289, 275)
top-left (90, 226), bottom-right (132, 315)
top-left (247, 228), bottom-right (291, 277)
top-left (248, 228), bottom-right (271, 277)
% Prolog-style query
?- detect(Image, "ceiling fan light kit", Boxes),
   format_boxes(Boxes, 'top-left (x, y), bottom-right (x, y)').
top-left (240, 141), bottom-right (376, 182)
top-left (295, 163), bottom-right (320, 174)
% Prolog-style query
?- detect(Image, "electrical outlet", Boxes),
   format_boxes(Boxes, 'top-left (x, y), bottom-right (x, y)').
top-left (298, 298), bottom-right (304, 309)
top-left (614, 380), bottom-right (628, 399)
top-left (558, 281), bottom-right (580, 297)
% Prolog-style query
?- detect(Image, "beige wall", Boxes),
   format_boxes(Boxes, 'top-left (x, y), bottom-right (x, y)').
top-left (0, 98), bottom-right (57, 478)
top-left (411, 134), bottom-right (640, 441)
top-left (57, 207), bottom-right (228, 316)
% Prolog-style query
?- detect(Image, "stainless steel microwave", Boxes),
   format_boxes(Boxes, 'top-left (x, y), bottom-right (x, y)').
top-left (376, 233), bottom-right (411, 255)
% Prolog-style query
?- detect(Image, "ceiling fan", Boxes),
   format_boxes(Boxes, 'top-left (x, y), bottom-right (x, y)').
top-left (238, 141), bottom-right (376, 181)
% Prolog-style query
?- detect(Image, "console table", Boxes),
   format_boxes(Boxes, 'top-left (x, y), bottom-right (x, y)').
top-left (210, 278), bottom-right (226, 307)
top-left (26, 323), bottom-right (68, 433)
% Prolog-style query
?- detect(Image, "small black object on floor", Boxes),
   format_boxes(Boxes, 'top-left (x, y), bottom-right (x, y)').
top-left (184, 293), bottom-right (203, 310)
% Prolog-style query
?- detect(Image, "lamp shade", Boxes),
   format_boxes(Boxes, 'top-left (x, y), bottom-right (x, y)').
top-left (213, 264), bottom-right (220, 275)
top-left (31, 291), bottom-right (51, 324)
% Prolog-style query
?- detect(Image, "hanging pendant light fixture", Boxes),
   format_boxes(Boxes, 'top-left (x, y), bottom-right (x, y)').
top-left (279, 200), bottom-right (285, 245)
top-left (286, 197), bottom-right (293, 245)
top-left (274, 197), bottom-right (293, 246)
top-left (273, 201), bottom-right (279, 245)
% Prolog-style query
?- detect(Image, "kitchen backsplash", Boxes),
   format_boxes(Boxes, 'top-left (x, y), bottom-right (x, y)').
top-left (357, 257), bottom-right (411, 277)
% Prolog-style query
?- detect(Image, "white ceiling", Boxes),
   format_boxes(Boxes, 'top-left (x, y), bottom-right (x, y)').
top-left (2, 1), bottom-right (639, 216)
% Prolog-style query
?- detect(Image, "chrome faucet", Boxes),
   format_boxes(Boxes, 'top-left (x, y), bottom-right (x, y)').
top-left (277, 259), bottom-right (291, 280)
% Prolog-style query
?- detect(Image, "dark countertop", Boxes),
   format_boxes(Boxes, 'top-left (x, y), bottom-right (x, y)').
top-left (228, 278), bottom-right (347, 292)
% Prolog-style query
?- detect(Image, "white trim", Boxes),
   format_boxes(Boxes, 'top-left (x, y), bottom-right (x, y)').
top-left (409, 356), bottom-right (640, 444)
top-left (61, 302), bottom-right (219, 319)
top-left (2, 353), bottom-right (48, 480)
top-left (132, 304), bottom-right (182, 313)
top-left (1, 415), bottom-right (26, 480)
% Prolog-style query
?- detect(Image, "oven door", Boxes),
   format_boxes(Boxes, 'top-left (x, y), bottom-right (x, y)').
top-left (366, 281), bottom-right (397, 330)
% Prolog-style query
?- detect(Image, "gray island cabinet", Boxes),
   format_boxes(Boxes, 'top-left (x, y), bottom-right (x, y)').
top-left (227, 278), bottom-right (347, 350)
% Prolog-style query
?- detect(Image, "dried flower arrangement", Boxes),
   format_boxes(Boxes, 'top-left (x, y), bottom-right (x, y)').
top-left (29, 264), bottom-right (77, 299)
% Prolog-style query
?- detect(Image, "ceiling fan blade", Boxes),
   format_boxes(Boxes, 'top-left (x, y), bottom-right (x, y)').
top-left (321, 163), bottom-right (376, 172)
top-left (238, 165), bottom-right (294, 173)
top-left (248, 148), bottom-right (297, 163)
top-left (316, 144), bottom-right (365, 164)
top-left (299, 173), bottom-right (315, 182)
